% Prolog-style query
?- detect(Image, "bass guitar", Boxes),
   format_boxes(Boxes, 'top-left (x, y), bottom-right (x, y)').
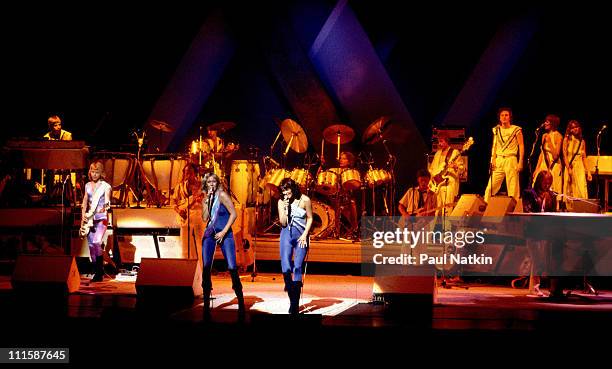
top-left (428, 137), bottom-right (474, 193)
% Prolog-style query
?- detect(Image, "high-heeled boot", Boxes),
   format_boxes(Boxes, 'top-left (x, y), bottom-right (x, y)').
top-left (282, 272), bottom-right (292, 292)
top-left (289, 281), bottom-right (302, 315)
top-left (91, 257), bottom-right (104, 282)
top-left (202, 268), bottom-right (213, 316)
top-left (229, 268), bottom-right (245, 312)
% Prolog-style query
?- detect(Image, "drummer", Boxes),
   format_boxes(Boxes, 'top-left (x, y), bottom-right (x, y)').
top-left (200, 125), bottom-right (237, 179)
top-left (319, 151), bottom-right (359, 238)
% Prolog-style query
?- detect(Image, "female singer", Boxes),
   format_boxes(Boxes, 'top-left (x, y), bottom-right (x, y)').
top-left (562, 120), bottom-right (592, 199)
top-left (201, 173), bottom-right (244, 313)
top-left (278, 178), bottom-right (313, 315)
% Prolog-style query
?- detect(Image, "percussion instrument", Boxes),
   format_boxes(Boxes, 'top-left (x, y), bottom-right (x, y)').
top-left (230, 160), bottom-right (260, 206)
top-left (365, 168), bottom-right (392, 187)
top-left (289, 168), bottom-right (312, 191)
top-left (311, 200), bottom-right (335, 237)
top-left (263, 168), bottom-right (290, 195)
top-left (92, 152), bottom-right (135, 189)
top-left (340, 168), bottom-right (361, 190)
top-left (316, 170), bottom-right (339, 195)
top-left (280, 119), bottom-right (308, 154)
top-left (141, 153), bottom-right (188, 194)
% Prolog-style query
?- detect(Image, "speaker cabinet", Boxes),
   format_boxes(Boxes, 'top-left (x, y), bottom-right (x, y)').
top-left (135, 258), bottom-right (202, 301)
top-left (483, 196), bottom-right (516, 217)
top-left (450, 194), bottom-right (486, 217)
top-left (11, 254), bottom-right (81, 294)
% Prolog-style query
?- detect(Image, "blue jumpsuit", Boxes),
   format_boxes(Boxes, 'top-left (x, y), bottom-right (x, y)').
top-left (202, 196), bottom-right (236, 270)
top-left (280, 199), bottom-right (309, 282)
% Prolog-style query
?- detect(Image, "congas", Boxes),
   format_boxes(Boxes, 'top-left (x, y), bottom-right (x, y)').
top-left (141, 153), bottom-right (188, 193)
top-left (92, 152), bottom-right (135, 189)
top-left (315, 170), bottom-right (339, 195)
top-left (365, 168), bottom-right (392, 187)
top-left (230, 160), bottom-right (260, 206)
top-left (340, 169), bottom-right (361, 190)
top-left (311, 200), bottom-right (335, 237)
top-left (289, 168), bottom-right (312, 191)
top-left (264, 168), bottom-right (290, 196)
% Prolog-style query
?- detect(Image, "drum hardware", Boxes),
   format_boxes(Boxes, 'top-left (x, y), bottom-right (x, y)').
top-left (207, 121), bottom-right (236, 133)
top-left (363, 116), bottom-right (399, 216)
top-left (148, 120), bottom-right (173, 153)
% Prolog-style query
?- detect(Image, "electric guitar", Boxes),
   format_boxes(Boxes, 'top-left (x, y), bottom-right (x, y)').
top-left (428, 137), bottom-right (474, 193)
top-left (79, 215), bottom-right (94, 237)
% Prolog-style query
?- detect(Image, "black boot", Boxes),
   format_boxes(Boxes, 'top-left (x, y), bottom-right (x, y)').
top-left (282, 272), bottom-right (292, 292)
top-left (202, 269), bottom-right (213, 317)
top-left (91, 257), bottom-right (104, 282)
top-left (229, 268), bottom-right (245, 312)
top-left (289, 281), bottom-right (302, 315)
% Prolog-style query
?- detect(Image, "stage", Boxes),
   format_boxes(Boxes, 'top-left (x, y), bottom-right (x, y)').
top-left (2, 269), bottom-right (612, 362)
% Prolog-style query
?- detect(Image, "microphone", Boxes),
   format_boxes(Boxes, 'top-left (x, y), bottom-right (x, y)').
top-left (536, 122), bottom-right (546, 131)
top-left (598, 124), bottom-right (607, 135)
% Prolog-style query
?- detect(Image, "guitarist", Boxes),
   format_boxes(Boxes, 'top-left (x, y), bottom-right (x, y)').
top-left (81, 161), bottom-right (111, 282)
top-left (171, 163), bottom-right (205, 266)
top-left (398, 169), bottom-right (437, 218)
top-left (428, 133), bottom-right (464, 215)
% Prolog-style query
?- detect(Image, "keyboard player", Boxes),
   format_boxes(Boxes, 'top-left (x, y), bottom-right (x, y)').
top-left (42, 115), bottom-right (75, 203)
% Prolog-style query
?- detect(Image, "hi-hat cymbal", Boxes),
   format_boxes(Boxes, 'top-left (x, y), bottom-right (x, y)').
top-left (207, 121), bottom-right (236, 133)
top-left (323, 124), bottom-right (355, 144)
top-left (280, 118), bottom-right (308, 153)
top-left (362, 116), bottom-right (392, 144)
top-left (149, 120), bottom-right (174, 133)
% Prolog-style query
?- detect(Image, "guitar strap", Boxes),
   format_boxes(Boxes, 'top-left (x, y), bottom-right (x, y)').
top-left (86, 182), bottom-right (107, 219)
top-left (444, 148), bottom-right (455, 165)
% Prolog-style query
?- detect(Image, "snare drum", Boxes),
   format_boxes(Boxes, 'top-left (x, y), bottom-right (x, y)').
top-left (340, 169), bottom-right (361, 190)
top-left (365, 168), bottom-right (392, 187)
top-left (316, 170), bottom-right (339, 195)
top-left (289, 168), bottom-right (312, 190)
top-left (141, 153), bottom-right (188, 193)
top-left (230, 160), bottom-right (260, 206)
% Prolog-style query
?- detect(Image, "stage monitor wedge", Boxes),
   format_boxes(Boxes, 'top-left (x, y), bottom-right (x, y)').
top-left (11, 254), bottom-right (81, 294)
top-left (135, 258), bottom-right (202, 302)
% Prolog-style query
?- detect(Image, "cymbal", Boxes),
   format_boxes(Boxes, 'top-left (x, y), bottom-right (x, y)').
top-left (149, 120), bottom-right (173, 133)
top-left (323, 124), bottom-right (355, 144)
top-left (362, 116), bottom-right (391, 144)
top-left (280, 119), bottom-right (308, 153)
top-left (207, 121), bottom-right (236, 133)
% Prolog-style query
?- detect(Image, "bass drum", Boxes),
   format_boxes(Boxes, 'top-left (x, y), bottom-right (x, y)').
top-left (311, 200), bottom-right (335, 237)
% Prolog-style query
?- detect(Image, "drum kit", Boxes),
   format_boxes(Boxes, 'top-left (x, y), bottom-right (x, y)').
top-left (253, 117), bottom-right (397, 239)
top-left (91, 115), bottom-right (397, 238)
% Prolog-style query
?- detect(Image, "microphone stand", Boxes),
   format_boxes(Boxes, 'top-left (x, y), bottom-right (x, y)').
top-left (595, 130), bottom-right (602, 200)
top-left (61, 175), bottom-right (71, 254)
top-left (527, 127), bottom-right (542, 189)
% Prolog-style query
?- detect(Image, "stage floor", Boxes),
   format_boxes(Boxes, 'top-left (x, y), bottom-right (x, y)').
top-left (2, 272), bottom-right (611, 363)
